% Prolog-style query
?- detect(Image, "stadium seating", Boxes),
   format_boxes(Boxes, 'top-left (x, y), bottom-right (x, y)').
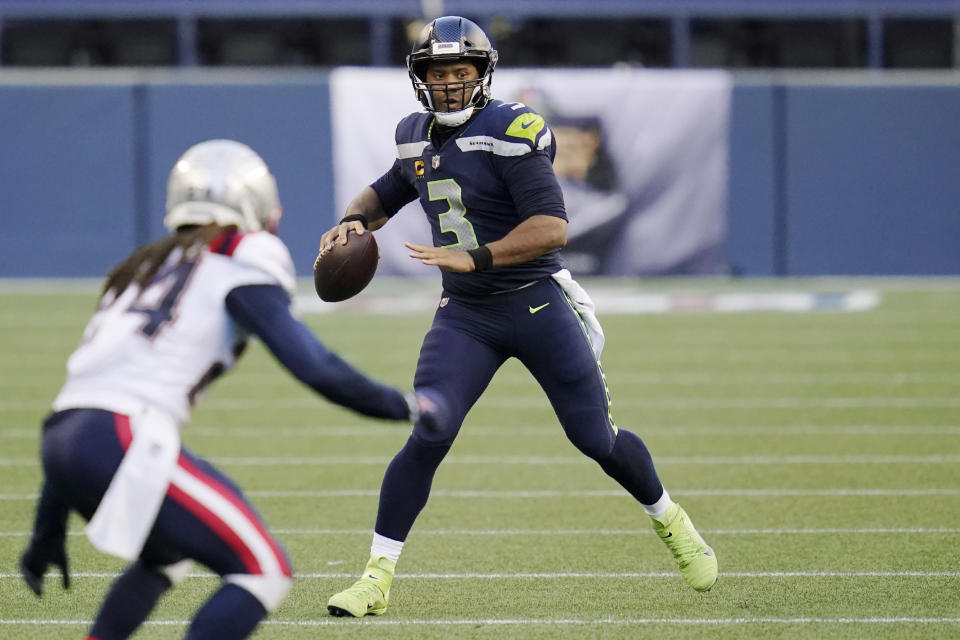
top-left (0, 1), bottom-right (954, 69)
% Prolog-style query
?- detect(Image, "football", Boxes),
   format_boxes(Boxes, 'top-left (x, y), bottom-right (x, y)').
top-left (313, 230), bottom-right (379, 302)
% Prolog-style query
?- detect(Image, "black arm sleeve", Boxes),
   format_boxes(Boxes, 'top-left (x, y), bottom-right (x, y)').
top-left (370, 159), bottom-right (418, 217)
top-left (225, 284), bottom-right (410, 421)
top-left (499, 152), bottom-right (567, 221)
top-left (28, 480), bottom-right (69, 549)
top-left (21, 479), bottom-right (71, 594)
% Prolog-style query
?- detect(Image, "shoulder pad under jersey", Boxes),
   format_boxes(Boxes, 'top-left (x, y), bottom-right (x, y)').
top-left (456, 100), bottom-right (553, 157)
top-left (394, 112), bottom-right (431, 159)
top-left (230, 232), bottom-right (297, 295)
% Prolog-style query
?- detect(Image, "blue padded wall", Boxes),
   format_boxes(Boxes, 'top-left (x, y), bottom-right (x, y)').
top-left (0, 84), bottom-right (137, 276)
top-left (726, 83), bottom-right (778, 276)
top-left (784, 82), bottom-right (960, 275)
top-left (143, 76), bottom-right (334, 279)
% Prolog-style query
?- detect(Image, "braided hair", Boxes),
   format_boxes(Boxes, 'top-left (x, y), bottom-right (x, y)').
top-left (100, 224), bottom-right (232, 303)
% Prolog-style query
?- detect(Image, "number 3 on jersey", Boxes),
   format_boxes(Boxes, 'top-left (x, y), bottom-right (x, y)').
top-left (428, 178), bottom-right (479, 250)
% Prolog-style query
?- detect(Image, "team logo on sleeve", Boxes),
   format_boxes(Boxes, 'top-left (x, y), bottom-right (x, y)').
top-left (414, 159), bottom-right (425, 177)
top-left (506, 113), bottom-right (545, 144)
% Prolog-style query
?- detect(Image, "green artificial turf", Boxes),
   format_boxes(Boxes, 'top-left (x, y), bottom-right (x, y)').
top-left (1, 278), bottom-right (958, 639)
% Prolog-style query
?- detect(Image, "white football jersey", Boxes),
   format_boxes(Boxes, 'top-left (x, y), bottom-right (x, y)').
top-left (53, 231), bottom-right (296, 427)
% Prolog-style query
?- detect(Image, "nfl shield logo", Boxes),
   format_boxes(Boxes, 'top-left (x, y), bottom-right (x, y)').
top-left (432, 155), bottom-right (440, 169)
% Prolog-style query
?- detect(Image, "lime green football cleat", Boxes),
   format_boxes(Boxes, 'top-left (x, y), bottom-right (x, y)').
top-left (652, 503), bottom-right (718, 592)
top-left (327, 556), bottom-right (395, 617)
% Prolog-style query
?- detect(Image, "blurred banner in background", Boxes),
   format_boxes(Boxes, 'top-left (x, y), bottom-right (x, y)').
top-left (331, 68), bottom-right (731, 277)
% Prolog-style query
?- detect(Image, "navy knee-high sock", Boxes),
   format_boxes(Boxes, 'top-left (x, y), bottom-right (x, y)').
top-left (87, 561), bottom-right (171, 640)
top-left (374, 436), bottom-right (450, 541)
top-left (598, 429), bottom-right (665, 505)
top-left (184, 583), bottom-right (267, 640)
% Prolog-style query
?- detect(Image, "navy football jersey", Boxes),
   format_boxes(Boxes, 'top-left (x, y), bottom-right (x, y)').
top-left (371, 99), bottom-right (567, 297)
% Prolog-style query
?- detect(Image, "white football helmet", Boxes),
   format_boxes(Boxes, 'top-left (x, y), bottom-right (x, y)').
top-left (164, 139), bottom-right (282, 233)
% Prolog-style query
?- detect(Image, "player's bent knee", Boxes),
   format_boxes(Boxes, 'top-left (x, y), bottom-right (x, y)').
top-left (224, 573), bottom-right (293, 612)
top-left (572, 437), bottom-right (615, 462)
top-left (411, 387), bottom-right (456, 443)
top-left (561, 412), bottom-right (617, 462)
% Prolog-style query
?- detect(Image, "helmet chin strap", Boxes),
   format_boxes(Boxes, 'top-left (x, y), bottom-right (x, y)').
top-left (434, 107), bottom-right (475, 127)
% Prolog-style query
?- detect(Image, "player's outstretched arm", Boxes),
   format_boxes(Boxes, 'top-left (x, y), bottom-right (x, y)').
top-left (405, 215), bottom-right (567, 272)
top-left (225, 284), bottom-right (410, 421)
top-left (487, 214), bottom-right (567, 264)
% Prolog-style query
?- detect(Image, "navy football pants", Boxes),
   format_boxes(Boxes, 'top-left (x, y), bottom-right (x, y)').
top-left (40, 409), bottom-right (292, 579)
top-left (375, 277), bottom-right (664, 540)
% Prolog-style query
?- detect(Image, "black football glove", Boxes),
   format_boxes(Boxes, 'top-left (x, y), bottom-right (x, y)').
top-left (20, 480), bottom-right (71, 597)
top-left (20, 538), bottom-right (70, 597)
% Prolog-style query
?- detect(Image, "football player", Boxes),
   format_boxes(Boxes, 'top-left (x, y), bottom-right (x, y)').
top-left (321, 16), bottom-right (718, 618)
top-left (19, 140), bottom-right (424, 640)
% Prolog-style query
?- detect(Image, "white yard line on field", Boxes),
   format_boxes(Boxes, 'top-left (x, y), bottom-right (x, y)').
top-left (166, 424), bottom-right (960, 436)
top-left (4, 455), bottom-right (960, 468)
top-left (492, 372), bottom-right (960, 385)
top-left (233, 453), bottom-right (960, 465)
top-left (4, 424), bottom-right (960, 439)
top-left (1, 570), bottom-right (959, 580)
top-left (3, 526), bottom-right (960, 537)
top-left (244, 487), bottom-right (960, 497)
top-left (5, 396), bottom-right (960, 412)
top-left (1, 616), bottom-right (960, 628)
top-left (151, 396), bottom-right (960, 410)
top-left (6, 372), bottom-right (960, 386)
top-left (4, 487), bottom-right (959, 501)
top-left (277, 527), bottom-right (960, 536)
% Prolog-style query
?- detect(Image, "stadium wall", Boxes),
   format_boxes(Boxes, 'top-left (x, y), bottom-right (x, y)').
top-left (1, 70), bottom-right (958, 278)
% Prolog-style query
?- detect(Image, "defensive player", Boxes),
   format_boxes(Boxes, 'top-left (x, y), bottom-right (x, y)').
top-left (321, 17), bottom-right (718, 618)
top-left (19, 140), bottom-right (424, 639)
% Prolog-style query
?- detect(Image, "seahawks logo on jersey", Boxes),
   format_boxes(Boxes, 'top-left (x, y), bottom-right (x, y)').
top-left (449, 104), bottom-right (553, 158)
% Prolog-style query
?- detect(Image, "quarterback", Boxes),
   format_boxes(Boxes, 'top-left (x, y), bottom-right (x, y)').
top-left (321, 16), bottom-right (718, 618)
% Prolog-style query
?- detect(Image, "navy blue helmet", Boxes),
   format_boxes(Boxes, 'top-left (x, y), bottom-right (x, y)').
top-left (407, 16), bottom-right (499, 126)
